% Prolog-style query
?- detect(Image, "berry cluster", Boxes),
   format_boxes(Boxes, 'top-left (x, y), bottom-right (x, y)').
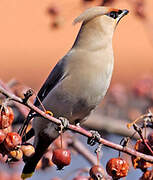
top-left (132, 133), bottom-right (153, 179)
top-left (0, 105), bottom-right (35, 162)
top-left (0, 79), bottom-right (153, 180)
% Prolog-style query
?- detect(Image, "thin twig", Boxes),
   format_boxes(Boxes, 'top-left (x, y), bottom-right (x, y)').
top-left (0, 86), bottom-right (153, 163)
top-left (0, 80), bottom-right (29, 117)
top-left (133, 124), bottom-right (153, 155)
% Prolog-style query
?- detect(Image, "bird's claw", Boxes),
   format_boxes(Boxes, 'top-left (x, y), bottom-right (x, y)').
top-left (87, 130), bottom-right (101, 146)
top-left (57, 117), bottom-right (69, 133)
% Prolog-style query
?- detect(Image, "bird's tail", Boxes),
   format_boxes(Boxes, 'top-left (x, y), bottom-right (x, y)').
top-left (21, 133), bottom-right (55, 179)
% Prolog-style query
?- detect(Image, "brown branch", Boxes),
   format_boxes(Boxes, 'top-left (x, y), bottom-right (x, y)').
top-left (0, 80), bottom-right (29, 117)
top-left (0, 86), bottom-right (153, 163)
top-left (133, 124), bottom-right (153, 155)
top-left (83, 112), bottom-right (140, 139)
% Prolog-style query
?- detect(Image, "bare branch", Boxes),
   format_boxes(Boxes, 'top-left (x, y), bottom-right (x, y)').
top-left (0, 80), bottom-right (29, 117)
top-left (0, 86), bottom-right (153, 163)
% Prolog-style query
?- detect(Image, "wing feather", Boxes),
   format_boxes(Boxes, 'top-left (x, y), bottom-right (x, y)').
top-left (34, 59), bottom-right (67, 107)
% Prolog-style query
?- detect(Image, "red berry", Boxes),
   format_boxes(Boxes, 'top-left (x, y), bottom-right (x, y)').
top-left (0, 106), bottom-right (14, 129)
top-left (0, 129), bottom-right (6, 143)
top-left (106, 157), bottom-right (129, 179)
top-left (89, 165), bottom-right (104, 180)
top-left (52, 148), bottom-right (71, 170)
top-left (4, 132), bottom-right (22, 151)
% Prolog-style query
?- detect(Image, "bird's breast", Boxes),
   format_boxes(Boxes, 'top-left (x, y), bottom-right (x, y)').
top-left (63, 50), bottom-right (114, 105)
top-left (41, 49), bottom-right (114, 124)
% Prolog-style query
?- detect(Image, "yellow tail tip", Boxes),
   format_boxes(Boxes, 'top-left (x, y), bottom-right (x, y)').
top-left (21, 172), bottom-right (34, 179)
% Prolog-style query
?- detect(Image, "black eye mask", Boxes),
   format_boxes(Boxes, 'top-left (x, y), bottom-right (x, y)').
top-left (106, 10), bottom-right (122, 19)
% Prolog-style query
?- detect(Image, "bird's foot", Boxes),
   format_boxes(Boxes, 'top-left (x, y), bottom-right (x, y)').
top-left (45, 110), bottom-right (53, 116)
top-left (87, 130), bottom-right (101, 146)
top-left (57, 117), bottom-right (69, 133)
top-left (75, 122), bottom-right (80, 127)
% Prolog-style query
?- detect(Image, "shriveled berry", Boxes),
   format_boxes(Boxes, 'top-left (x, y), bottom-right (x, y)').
top-left (106, 157), bottom-right (129, 179)
top-left (131, 156), bottom-right (152, 171)
top-left (89, 165), bottom-right (104, 180)
top-left (132, 139), bottom-right (152, 170)
top-left (0, 106), bottom-right (14, 129)
top-left (135, 139), bottom-right (150, 154)
top-left (4, 132), bottom-right (22, 151)
top-left (21, 143), bottom-right (35, 158)
top-left (139, 169), bottom-right (153, 180)
top-left (0, 129), bottom-right (6, 143)
top-left (9, 148), bottom-right (23, 160)
top-left (52, 148), bottom-right (71, 170)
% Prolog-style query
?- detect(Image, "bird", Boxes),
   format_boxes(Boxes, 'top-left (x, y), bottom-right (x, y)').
top-left (21, 6), bottom-right (129, 179)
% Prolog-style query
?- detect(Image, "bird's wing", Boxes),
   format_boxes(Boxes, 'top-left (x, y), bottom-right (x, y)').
top-left (19, 56), bottom-right (69, 137)
top-left (19, 59), bottom-right (68, 137)
top-left (34, 58), bottom-right (67, 107)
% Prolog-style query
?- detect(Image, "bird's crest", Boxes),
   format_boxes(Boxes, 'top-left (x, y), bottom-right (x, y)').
top-left (73, 6), bottom-right (116, 25)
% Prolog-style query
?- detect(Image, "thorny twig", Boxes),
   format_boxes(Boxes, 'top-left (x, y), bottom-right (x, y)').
top-left (0, 86), bottom-right (153, 163)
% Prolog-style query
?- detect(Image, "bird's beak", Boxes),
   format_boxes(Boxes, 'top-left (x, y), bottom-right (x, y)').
top-left (117, 9), bottom-right (129, 24)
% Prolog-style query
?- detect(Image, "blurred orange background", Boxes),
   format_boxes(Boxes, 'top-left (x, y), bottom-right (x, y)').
top-left (0, 0), bottom-right (153, 89)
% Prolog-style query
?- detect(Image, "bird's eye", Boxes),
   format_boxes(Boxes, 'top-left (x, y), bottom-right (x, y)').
top-left (107, 10), bottom-right (122, 19)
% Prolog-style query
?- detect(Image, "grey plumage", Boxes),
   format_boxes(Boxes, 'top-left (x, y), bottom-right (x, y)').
top-left (21, 6), bottom-right (129, 179)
